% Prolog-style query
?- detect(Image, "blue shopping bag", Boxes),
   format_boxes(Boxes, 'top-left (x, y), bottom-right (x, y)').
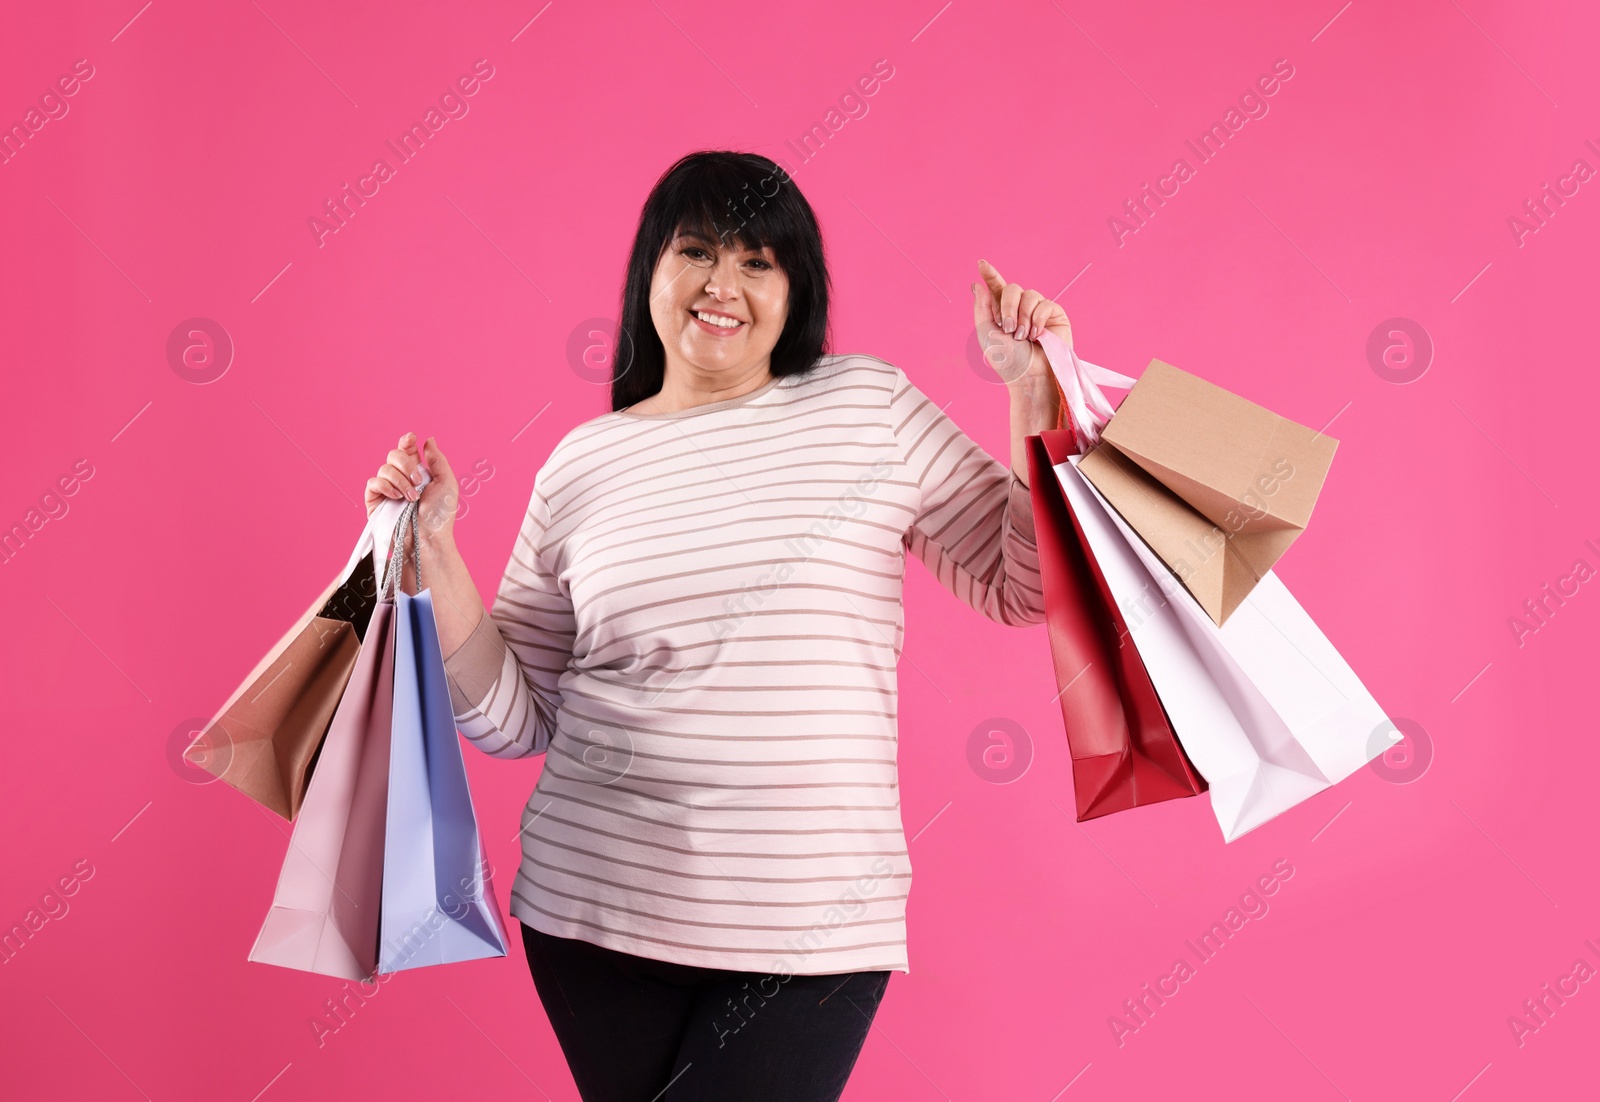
top-left (376, 501), bottom-right (509, 974)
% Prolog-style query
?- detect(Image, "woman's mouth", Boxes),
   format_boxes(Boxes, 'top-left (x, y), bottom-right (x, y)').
top-left (690, 309), bottom-right (746, 336)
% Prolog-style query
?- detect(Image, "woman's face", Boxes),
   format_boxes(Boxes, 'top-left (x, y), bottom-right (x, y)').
top-left (649, 229), bottom-right (790, 379)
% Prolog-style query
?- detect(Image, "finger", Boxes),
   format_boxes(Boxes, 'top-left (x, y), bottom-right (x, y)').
top-left (1015, 290), bottom-right (1044, 339)
top-left (422, 436), bottom-right (453, 481)
top-left (377, 464), bottom-right (417, 501)
top-left (367, 473), bottom-right (405, 503)
top-left (1024, 294), bottom-right (1056, 341)
top-left (398, 431), bottom-right (419, 455)
top-left (387, 447), bottom-right (423, 487)
top-left (1042, 302), bottom-right (1073, 344)
top-left (977, 262), bottom-right (1004, 316)
top-left (978, 259), bottom-right (1007, 297)
top-left (366, 474), bottom-right (406, 510)
top-left (971, 282), bottom-right (996, 330)
top-left (999, 282), bottom-right (1024, 335)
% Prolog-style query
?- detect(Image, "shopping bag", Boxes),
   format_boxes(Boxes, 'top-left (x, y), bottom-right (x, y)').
top-left (378, 502), bottom-right (508, 973)
top-left (246, 497), bottom-right (416, 978)
top-left (1027, 331), bottom-right (1206, 820)
top-left (184, 501), bottom-right (398, 819)
top-left (1076, 359), bottom-right (1338, 625)
top-left (1057, 455), bottom-right (1390, 841)
top-left (248, 594), bottom-right (397, 980)
top-left (1028, 429), bottom-right (1208, 820)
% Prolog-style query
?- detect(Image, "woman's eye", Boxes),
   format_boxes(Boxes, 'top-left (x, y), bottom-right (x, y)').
top-left (676, 244), bottom-right (771, 271)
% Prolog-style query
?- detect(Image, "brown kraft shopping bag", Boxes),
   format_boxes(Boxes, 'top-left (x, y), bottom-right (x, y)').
top-left (1077, 359), bottom-right (1338, 625)
top-left (185, 518), bottom-right (384, 819)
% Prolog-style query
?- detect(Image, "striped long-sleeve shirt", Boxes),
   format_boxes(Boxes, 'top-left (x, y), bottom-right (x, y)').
top-left (442, 352), bottom-right (1046, 975)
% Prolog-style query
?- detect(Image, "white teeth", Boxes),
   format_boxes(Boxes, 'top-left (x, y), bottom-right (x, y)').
top-left (695, 310), bottom-right (742, 328)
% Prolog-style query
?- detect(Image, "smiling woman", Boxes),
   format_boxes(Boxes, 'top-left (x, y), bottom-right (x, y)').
top-left (365, 149), bottom-right (1066, 1102)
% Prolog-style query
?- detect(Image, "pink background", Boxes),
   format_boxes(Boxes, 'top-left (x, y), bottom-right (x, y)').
top-left (3, 1), bottom-right (1597, 1098)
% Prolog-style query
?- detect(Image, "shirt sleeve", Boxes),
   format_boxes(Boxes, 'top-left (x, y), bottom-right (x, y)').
top-left (441, 466), bottom-right (575, 758)
top-left (889, 363), bottom-right (1046, 627)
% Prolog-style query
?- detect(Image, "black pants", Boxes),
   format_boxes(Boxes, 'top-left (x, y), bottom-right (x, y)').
top-left (520, 922), bottom-right (890, 1102)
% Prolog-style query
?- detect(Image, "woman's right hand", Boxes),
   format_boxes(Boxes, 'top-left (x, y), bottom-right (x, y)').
top-left (365, 432), bottom-right (485, 653)
top-left (365, 432), bottom-right (462, 546)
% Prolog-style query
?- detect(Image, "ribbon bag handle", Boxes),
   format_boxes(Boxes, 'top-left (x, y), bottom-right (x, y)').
top-left (1036, 329), bottom-right (1138, 454)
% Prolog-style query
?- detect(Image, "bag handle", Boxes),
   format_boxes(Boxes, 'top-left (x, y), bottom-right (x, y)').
top-left (1037, 329), bottom-right (1138, 453)
top-left (339, 467), bottom-right (433, 597)
top-left (381, 499), bottom-right (422, 600)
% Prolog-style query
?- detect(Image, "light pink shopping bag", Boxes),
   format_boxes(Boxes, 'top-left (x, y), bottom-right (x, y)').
top-left (248, 597), bottom-right (396, 980)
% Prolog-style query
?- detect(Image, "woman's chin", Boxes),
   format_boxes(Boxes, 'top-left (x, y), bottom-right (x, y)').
top-left (681, 339), bottom-right (749, 367)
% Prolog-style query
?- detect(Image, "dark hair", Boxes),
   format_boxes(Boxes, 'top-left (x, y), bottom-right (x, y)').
top-left (612, 150), bottom-right (831, 411)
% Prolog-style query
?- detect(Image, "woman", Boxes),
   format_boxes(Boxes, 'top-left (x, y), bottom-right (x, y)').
top-left (366, 150), bottom-right (1067, 1101)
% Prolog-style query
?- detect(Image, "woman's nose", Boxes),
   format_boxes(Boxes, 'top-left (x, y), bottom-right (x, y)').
top-left (704, 259), bottom-right (743, 300)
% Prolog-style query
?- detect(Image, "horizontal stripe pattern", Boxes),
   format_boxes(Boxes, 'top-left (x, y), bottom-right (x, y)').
top-left (442, 353), bottom-right (1044, 974)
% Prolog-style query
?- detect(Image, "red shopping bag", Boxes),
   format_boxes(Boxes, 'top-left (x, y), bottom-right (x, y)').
top-left (1028, 427), bottom-right (1207, 820)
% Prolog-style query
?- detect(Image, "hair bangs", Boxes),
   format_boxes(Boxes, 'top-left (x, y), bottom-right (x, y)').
top-left (665, 165), bottom-right (785, 258)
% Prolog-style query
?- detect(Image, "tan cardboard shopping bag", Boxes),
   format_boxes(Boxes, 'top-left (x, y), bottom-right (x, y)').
top-left (185, 554), bottom-right (377, 819)
top-left (1076, 359), bottom-right (1337, 625)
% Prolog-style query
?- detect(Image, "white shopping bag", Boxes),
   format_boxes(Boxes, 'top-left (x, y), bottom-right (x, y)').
top-left (1055, 455), bottom-right (1391, 841)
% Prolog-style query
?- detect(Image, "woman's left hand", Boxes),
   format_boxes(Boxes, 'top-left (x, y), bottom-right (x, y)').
top-left (971, 259), bottom-right (1071, 386)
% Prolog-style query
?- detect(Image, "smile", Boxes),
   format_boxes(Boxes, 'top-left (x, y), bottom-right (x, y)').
top-left (691, 309), bottom-right (746, 334)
